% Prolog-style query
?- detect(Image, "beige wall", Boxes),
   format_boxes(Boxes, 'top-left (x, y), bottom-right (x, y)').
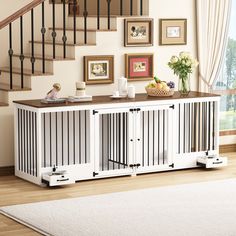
top-left (0, 0), bottom-right (197, 167)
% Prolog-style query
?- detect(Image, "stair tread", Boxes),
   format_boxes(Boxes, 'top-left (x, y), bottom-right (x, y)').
top-left (0, 67), bottom-right (53, 76)
top-left (13, 54), bottom-right (75, 61)
top-left (30, 40), bottom-right (96, 46)
top-left (48, 27), bottom-right (117, 32)
top-left (0, 102), bottom-right (8, 107)
top-left (0, 83), bottom-right (31, 92)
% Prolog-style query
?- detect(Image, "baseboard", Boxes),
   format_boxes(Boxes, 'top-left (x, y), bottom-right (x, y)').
top-left (219, 144), bottom-right (236, 154)
top-left (0, 166), bottom-right (14, 176)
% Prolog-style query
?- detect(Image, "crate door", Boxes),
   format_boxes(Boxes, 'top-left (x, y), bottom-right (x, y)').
top-left (135, 105), bottom-right (175, 173)
top-left (94, 108), bottom-right (134, 177)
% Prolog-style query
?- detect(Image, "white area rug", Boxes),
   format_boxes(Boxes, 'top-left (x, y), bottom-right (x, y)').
top-left (1, 179), bottom-right (236, 236)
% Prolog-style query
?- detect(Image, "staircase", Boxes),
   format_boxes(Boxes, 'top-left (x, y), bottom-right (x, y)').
top-left (0, 0), bottom-right (146, 107)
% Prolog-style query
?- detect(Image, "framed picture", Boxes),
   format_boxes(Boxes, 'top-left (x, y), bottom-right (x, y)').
top-left (84, 55), bottom-right (114, 85)
top-left (159, 19), bottom-right (187, 45)
top-left (125, 53), bottom-right (154, 81)
top-left (124, 18), bottom-right (154, 47)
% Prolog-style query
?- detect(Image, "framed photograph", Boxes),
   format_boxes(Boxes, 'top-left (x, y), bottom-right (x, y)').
top-left (159, 19), bottom-right (187, 45)
top-left (84, 56), bottom-right (114, 85)
top-left (124, 18), bottom-right (154, 47)
top-left (125, 53), bottom-right (154, 81)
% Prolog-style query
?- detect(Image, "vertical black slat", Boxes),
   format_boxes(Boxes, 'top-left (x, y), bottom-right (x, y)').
top-left (142, 112), bottom-right (144, 166)
top-left (62, 0), bottom-right (67, 58)
top-left (31, 9), bottom-right (35, 74)
top-left (158, 110), bottom-right (160, 165)
top-left (62, 112), bottom-right (64, 166)
top-left (79, 111), bottom-right (82, 164)
top-left (23, 110), bottom-right (26, 172)
top-left (85, 111), bottom-right (87, 163)
top-left (97, 0), bottom-right (100, 30)
top-left (198, 103), bottom-right (201, 152)
top-left (8, 23), bottom-right (13, 90)
top-left (73, 0), bottom-right (77, 44)
top-left (41, 2), bottom-right (46, 73)
top-left (32, 112), bottom-right (35, 176)
top-left (178, 104), bottom-right (181, 153)
top-left (194, 103), bottom-right (197, 152)
top-left (20, 17), bottom-right (24, 89)
top-left (84, 0), bottom-right (88, 44)
top-left (26, 111), bottom-right (29, 173)
top-left (208, 102), bottom-right (211, 151)
top-left (202, 103), bottom-right (205, 151)
top-left (101, 114), bottom-right (104, 171)
top-left (35, 113), bottom-right (38, 177)
top-left (73, 111), bottom-right (76, 164)
top-left (163, 110), bottom-right (165, 165)
top-left (125, 113), bottom-right (128, 166)
top-left (153, 111), bottom-right (155, 166)
top-left (147, 111), bottom-right (150, 166)
top-left (55, 112), bottom-right (58, 166)
top-left (20, 110), bottom-right (23, 171)
top-left (43, 113), bottom-right (46, 167)
top-left (120, 0), bottom-right (123, 16)
top-left (18, 109), bottom-right (21, 171)
top-left (183, 104), bottom-right (186, 153)
top-left (116, 113), bottom-right (119, 168)
top-left (29, 111), bottom-right (32, 175)
top-left (188, 103), bottom-right (191, 153)
top-left (122, 113), bottom-right (125, 168)
top-left (130, 0), bottom-right (133, 16)
top-left (140, 0), bottom-right (143, 15)
top-left (213, 102), bottom-right (215, 150)
top-left (52, 0), bottom-right (56, 59)
top-left (67, 111), bottom-right (70, 165)
top-left (113, 113), bottom-right (115, 170)
top-left (118, 113), bottom-right (121, 169)
top-left (107, 0), bottom-right (111, 30)
top-left (107, 114), bottom-right (110, 170)
top-left (50, 113), bottom-right (52, 167)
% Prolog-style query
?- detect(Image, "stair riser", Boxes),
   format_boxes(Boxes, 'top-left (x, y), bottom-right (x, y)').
top-left (0, 91), bottom-right (9, 103)
top-left (66, 17), bottom-right (117, 30)
top-left (0, 74), bottom-right (31, 88)
top-left (12, 57), bottom-right (53, 74)
top-left (47, 30), bottom-right (96, 44)
top-left (29, 43), bottom-right (75, 58)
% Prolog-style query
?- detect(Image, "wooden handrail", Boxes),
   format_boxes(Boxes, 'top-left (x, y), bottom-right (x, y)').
top-left (0, 0), bottom-right (45, 30)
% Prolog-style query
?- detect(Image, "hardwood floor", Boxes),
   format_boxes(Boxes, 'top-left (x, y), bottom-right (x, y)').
top-left (0, 153), bottom-right (236, 235)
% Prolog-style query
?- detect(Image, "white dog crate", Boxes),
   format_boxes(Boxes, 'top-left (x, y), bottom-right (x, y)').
top-left (14, 92), bottom-right (221, 186)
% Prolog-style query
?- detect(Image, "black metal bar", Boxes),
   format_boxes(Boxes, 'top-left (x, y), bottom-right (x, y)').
top-left (113, 114), bottom-right (115, 170)
top-left (41, 2), bottom-right (46, 73)
top-left (213, 102), bottom-right (215, 150)
top-left (85, 111), bottom-right (87, 163)
top-left (142, 112), bottom-right (144, 166)
top-left (43, 113), bottom-right (46, 167)
top-left (26, 111), bottom-right (29, 173)
top-left (52, 0), bottom-right (56, 59)
top-left (107, 0), bottom-right (111, 30)
top-left (79, 111), bottom-right (81, 164)
top-left (18, 109), bottom-right (21, 171)
top-left (125, 113), bottom-right (128, 167)
top-left (67, 111), bottom-right (70, 165)
top-left (73, 111), bottom-right (75, 164)
top-left (62, 0), bottom-right (67, 58)
top-left (183, 104), bottom-right (186, 153)
top-left (50, 113), bottom-right (52, 167)
top-left (122, 113), bottom-right (125, 168)
top-left (56, 112), bottom-right (58, 166)
top-left (130, 0), bottom-right (133, 16)
top-left (147, 111), bottom-right (150, 166)
top-left (20, 17), bottom-right (24, 89)
top-left (163, 110), bottom-right (165, 165)
top-left (21, 110), bottom-right (23, 171)
top-left (62, 112), bottom-right (64, 166)
top-left (158, 110), bottom-right (160, 165)
top-left (118, 113), bottom-right (121, 169)
top-left (32, 112), bottom-right (35, 176)
top-left (84, 0), bottom-right (88, 44)
top-left (97, 0), bottom-right (100, 30)
top-left (153, 111), bottom-right (155, 165)
top-left (140, 0), bottom-right (143, 15)
top-left (23, 110), bottom-right (26, 173)
top-left (29, 111), bottom-right (32, 175)
top-left (189, 103), bottom-right (191, 152)
top-left (35, 113), bottom-right (38, 177)
top-left (120, 0), bottom-right (123, 16)
top-left (108, 159), bottom-right (128, 167)
top-left (73, 0), bottom-right (77, 44)
top-left (9, 23), bottom-right (13, 90)
top-left (101, 114), bottom-right (104, 171)
top-left (31, 9), bottom-right (35, 74)
top-left (208, 102), bottom-right (211, 150)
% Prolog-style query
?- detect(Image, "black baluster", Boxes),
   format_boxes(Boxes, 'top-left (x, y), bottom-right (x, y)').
top-left (9, 23), bottom-right (13, 90)
top-left (73, 0), bottom-right (77, 44)
top-left (41, 2), bottom-right (46, 73)
top-left (120, 0), bottom-right (123, 16)
top-left (52, 0), bottom-right (56, 59)
top-left (84, 0), bottom-right (88, 44)
top-left (62, 0), bottom-right (67, 58)
top-left (20, 17), bottom-right (24, 89)
top-left (140, 0), bottom-right (143, 16)
top-left (107, 0), bottom-right (111, 30)
top-left (97, 0), bottom-right (100, 30)
top-left (130, 0), bottom-right (133, 16)
top-left (31, 9), bottom-right (35, 74)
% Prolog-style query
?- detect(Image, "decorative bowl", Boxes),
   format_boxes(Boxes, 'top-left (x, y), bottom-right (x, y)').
top-left (145, 87), bottom-right (175, 97)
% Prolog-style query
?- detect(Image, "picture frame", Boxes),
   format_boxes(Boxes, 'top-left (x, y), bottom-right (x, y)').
top-left (124, 18), bottom-right (154, 47)
top-left (159, 19), bottom-right (187, 45)
top-left (125, 53), bottom-right (154, 81)
top-left (84, 55), bottom-right (114, 85)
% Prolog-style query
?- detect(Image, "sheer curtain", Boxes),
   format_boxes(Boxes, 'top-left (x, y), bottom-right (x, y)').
top-left (196, 0), bottom-right (232, 92)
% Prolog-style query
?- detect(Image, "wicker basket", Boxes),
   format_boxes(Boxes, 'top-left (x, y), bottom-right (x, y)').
top-left (145, 87), bottom-right (175, 97)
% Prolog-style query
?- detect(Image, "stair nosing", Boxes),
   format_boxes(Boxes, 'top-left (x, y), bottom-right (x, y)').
top-left (0, 67), bottom-right (53, 76)
top-left (48, 27), bottom-right (117, 32)
top-left (29, 40), bottom-right (96, 46)
top-left (12, 54), bottom-right (75, 61)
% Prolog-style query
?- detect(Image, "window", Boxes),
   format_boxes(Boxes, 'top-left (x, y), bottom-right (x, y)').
top-left (213, 0), bottom-right (236, 135)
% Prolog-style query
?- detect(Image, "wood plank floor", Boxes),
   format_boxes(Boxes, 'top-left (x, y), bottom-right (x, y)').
top-left (0, 153), bottom-right (235, 235)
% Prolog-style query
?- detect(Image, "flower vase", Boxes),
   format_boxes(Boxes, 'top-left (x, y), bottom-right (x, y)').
top-left (178, 75), bottom-right (190, 95)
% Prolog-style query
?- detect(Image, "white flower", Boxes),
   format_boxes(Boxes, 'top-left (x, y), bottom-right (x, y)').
top-left (180, 51), bottom-right (190, 59)
top-left (170, 56), bottom-right (178, 64)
